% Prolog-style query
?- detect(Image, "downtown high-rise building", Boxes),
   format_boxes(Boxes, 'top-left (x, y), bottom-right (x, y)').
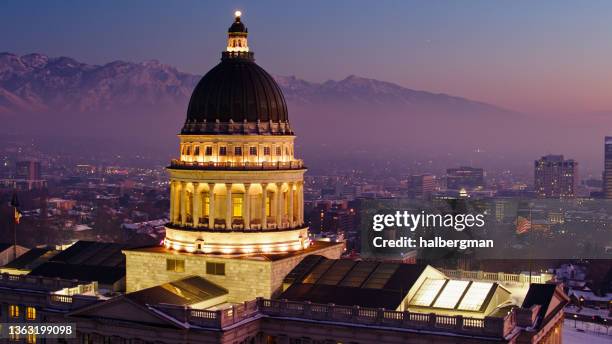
top-left (409, 174), bottom-right (435, 197)
top-left (604, 136), bottom-right (612, 199)
top-left (534, 155), bottom-right (578, 198)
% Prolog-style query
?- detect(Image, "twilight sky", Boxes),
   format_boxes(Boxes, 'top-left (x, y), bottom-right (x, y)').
top-left (1, 0), bottom-right (611, 114)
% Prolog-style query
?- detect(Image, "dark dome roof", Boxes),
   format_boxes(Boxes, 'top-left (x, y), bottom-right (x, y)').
top-left (228, 19), bottom-right (247, 33)
top-left (182, 55), bottom-right (291, 135)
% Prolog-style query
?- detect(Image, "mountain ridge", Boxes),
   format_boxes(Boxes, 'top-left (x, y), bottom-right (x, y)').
top-left (0, 52), bottom-right (512, 115)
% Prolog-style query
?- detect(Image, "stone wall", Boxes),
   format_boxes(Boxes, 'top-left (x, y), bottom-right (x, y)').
top-left (124, 242), bottom-right (344, 303)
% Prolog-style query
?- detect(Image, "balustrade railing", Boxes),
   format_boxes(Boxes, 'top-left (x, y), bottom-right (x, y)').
top-left (170, 159), bottom-right (305, 170)
top-left (440, 268), bottom-right (553, 285)
top-left (254, 299), bottom-right (513, 337)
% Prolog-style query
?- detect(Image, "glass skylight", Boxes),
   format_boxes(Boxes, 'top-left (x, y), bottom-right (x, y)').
top-left (433, 280), bottom-right (470, 309)
top-left (409, 278), bottom-right (446, 307)
top-left (457, 282), bottom-right (494, 311)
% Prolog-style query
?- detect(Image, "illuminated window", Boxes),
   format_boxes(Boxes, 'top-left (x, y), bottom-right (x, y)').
top-left (249, 147), bottom-right (257, 156)
top-left (264, 147), bottom-right (271, 155)
top-left (234, 147), bottom-right (242, 156)
top-left (232, 195), bottom-right (243, 217)
top-left (285, 147), bottom-right (290, 156)
top-left (205, 146), bottom-right (213, 156)
top-left (26, 333), bottom-right (36, 343)
top-left (166, 259), bottom-right (185, 272)
top-left (186, 146), bottom-right (191, 155)
top-left (194, 146), bottom-right (200, 156)
top-left (458, 282), bottom-right (493, 311)
top-left (276, 147), bottom-right (282, 156)
top-left (219, 147), bottom-right (227, 156)
top-left (202, 193), bottom-right (210, 216)
top-left (206, 262), bottom-right (225, 275)
top-left (265, 194), bottom-right (271, 216)
top-left (433, 280), bottom-right (469, 309)
top-left (26, 306), bottom-right (36, 320)
top-left (9, 304), bottom-right (19, 317)
top-left (409, 279), bottom-right (445, 307)
top-left (186, 191), bottom-right (193, 220)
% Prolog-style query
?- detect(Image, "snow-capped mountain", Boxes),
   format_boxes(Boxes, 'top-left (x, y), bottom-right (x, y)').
top-left (0, 53), bottom-right (199, 113)
top-left (1, 52), bottom-right (536, 161)
top-left (0, 52), bottom-right (508, 115)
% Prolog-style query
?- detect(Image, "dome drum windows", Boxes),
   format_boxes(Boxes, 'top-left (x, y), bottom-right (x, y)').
top-left (176, 138), bottom-right (299, 169)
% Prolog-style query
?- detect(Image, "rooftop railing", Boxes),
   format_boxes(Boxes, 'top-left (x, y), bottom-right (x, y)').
top-left (169, 159), bottom-right (305, 171)
top-left (0, 273), bottom-right (88, 291)
top-left (158, 298), bottom-right (517, 338)
top-left (440, 268), bottom-right (553, 285)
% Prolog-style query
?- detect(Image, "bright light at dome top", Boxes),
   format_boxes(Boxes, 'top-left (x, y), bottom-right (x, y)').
top-left (234, 10), bottom-right (242, 18)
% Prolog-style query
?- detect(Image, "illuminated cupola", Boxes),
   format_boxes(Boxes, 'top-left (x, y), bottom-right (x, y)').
top-left (165, 11), bottom-right (306, 255)
top-left (226, 11), bottom-right (249, 53)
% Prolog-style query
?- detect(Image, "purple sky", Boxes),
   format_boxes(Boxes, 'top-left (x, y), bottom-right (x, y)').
top-left (1, 0), bottom-right (611, 114)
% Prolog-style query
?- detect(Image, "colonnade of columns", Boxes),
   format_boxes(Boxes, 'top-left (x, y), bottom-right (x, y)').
top-left (169, 181), bottom-right (304, 230)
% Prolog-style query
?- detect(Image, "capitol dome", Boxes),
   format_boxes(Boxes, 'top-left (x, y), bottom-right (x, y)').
top-left (182, 13), bottom-right (292, 135)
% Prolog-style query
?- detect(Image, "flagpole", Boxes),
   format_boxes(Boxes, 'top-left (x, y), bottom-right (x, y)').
top-left (529, 204), bottom-right (532, 285)
top-left (13, 207), bottom-right (17, 260)
top-left (10, 191), bottom-right (19, 260)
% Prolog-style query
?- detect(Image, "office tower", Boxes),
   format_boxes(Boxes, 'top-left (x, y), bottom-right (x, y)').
top-left (604, 137), bottom-right (612, 199)
top-left (410, 174), bottom-right (435, 197)
top-left (534, 155), bottom-right (578, 198)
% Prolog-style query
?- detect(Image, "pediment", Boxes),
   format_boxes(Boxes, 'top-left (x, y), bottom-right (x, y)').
top-left (68, 297), bottom-right (183, 328)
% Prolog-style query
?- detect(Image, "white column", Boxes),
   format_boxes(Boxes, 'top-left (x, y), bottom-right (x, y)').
top-left (261, 183), bottom-right (268, 229)
top-left (169, 181), bottom-right (176, 223)
top-left (208, 183), bottom-right (215, 229)
top-left (192, 183), bottom-right (200, 227)
top-left (276, 183), bottom-right (283, 228)
top-left (226, 183), bottom-right (232, 228)
top-left (297, 181), bottom-right (303, 225)
top-left (180, 181), bottom-right (186, 226)
top-left (244, 184), bottom-right (251, 229)
top-left (288, 182), bottom-right (294, 227)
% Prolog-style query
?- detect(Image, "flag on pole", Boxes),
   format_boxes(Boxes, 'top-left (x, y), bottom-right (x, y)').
top-left (516, 216), bottom-right (531, 234)
top-left (10, 192), bottom-right (21, 224)
top-left (14, 208), bottom-right (22, 224)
